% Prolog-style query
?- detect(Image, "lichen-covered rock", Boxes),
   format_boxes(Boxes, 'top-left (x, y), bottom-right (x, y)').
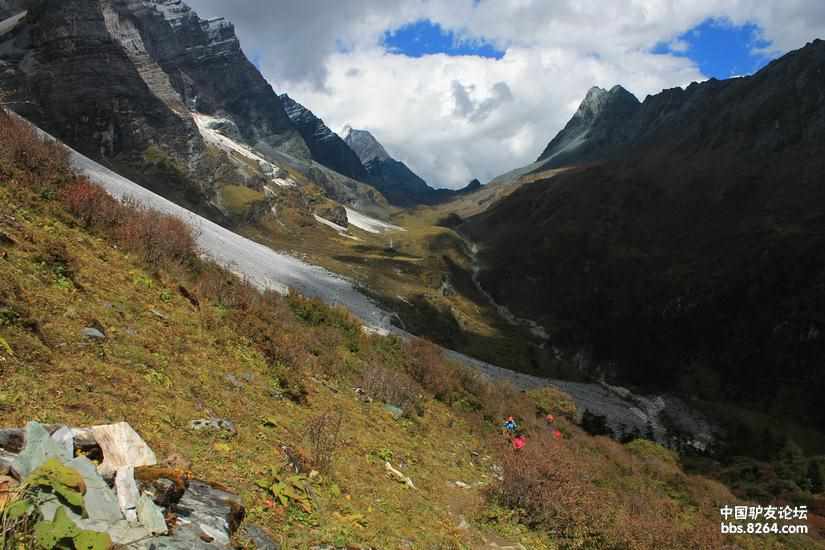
top-left (11, 421), bottom-right (71, 479)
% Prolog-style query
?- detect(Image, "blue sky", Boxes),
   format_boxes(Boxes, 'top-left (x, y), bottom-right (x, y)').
top-left (386, 18), bottom-right (776, 79)
top-left (653, 19), bottom-right (774, 78)
top-left (383, 20), bottom-right (504, 59)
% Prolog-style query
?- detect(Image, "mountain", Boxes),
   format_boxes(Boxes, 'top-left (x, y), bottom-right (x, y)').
top-left (0, 0), bottom-right (386, 218)
top-left (464, 39), bottom-right (825, 428)
top-left (344, 127), bottom-right (477, 206)
top-left (280, 94), bottom-right (370, 182)
top-left (536, 85), bottom-right (641, 167)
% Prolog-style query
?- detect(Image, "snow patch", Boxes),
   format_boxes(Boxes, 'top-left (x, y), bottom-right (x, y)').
top-left (314, 215), bottom-right (361, 241)
top-left (193, 112), bottom-right (295, 187)
top-left (344, 207), bottom-right (405, 234)
top-left (0, 10), bottom-right (26, 36)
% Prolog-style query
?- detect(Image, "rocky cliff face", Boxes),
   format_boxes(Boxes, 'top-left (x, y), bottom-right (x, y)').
top-left (0, 0), bottom-right (395, 215)
top-left (280, 94), bottom-right (368, 181)
top-left (0, 0), bottom-right (316, 217)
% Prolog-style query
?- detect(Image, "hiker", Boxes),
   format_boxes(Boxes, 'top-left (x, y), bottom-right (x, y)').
top-left (503, 416), bottom-right (518, 433)
top-left (512, 434), bottom-right (527, 450)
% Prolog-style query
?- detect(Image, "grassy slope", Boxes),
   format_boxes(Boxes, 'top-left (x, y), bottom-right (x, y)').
top-left (0, 183), bottom-right (512, 548)
top-left (239, 177), bottom-right (552, 375)
top-left (1, 119), bottom-right (820, 549)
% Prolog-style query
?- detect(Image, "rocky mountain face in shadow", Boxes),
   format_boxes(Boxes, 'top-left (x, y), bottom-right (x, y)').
top-left (536, 85), bottom-right (641, 168)
top-left (465, 39), bottom-right (825, 426)
top-left (345, 127), bottom-right (480, 206)
top-left (280, 94), bottom-right (369, 182)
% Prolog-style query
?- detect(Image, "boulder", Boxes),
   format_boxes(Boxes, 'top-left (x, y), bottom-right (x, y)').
top-left (92, 422), bottom-right (157, 478)
top-left (11, 421), bottom-right (72, 479)
top-left (50, 425), bottom-right (74, 457)
top-left (136, 480), bottom-right (244, 548)
top-left (67, 456), bottom-right (123, 523)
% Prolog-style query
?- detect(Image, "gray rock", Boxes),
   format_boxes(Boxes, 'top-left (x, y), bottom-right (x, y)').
top-left (67, 456), bottom-right (123, 523)
top-left (11, 421), bottom-right (72, 479)
top-left (315, 205), bottom-right (348, 228)
top-left (174, 480), bottom-right (243, 547)
top-left (115, 466), bottom-right (140, 522)
top-left (77, 518), bottom-right (152, 546)
top-left (82, 327), bottom-right (106, 340)
top-left (189, 418), bottom-right (236, 435)
top-left (241, 525), bottom-right (280, 549)
top-left (50, 425), bottom-right (74, 458)
top-left (137, 494), bottom-right (168, 535)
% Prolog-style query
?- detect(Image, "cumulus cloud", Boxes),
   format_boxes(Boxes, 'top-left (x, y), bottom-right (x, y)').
top-left (185, 0), bottom-right (825, 188)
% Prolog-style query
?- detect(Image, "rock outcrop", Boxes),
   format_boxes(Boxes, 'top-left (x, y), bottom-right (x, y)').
top-left (0, 1), bottom-right (392, 218)
top-left (280, 94), bottom-right (368, 182)
top-left (0, 421), bottom-right (278, 549)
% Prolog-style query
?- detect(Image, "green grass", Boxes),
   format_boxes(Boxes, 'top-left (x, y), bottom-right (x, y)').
top-left (220, 184), bottom-right (267, 217)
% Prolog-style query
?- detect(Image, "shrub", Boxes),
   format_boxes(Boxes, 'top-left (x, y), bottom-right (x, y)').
top-left (0, 112), bottom-right (72, 190)
top-left (114, 206), bottom-right (198, 271)
top-left (305, 410), bottom-right (343, 474)
top-left (60, 180), bottom-right (121, 229)
top-left (361, 365), bottom-right (422, 417)
top-left (404, 339), bottom-right (462, 403)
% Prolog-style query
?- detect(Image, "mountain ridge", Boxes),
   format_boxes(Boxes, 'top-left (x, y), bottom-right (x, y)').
top-left (464, 38), bottom-right (825, 428)
top-left (280, 93), bottom-right (371, 182)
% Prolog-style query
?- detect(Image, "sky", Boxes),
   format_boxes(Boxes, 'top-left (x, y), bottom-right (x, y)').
top-left (185, 1), bottom-right (825, 189)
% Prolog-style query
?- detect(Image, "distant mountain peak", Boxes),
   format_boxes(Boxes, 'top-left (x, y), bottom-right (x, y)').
top-left (344, 127), bottom-right (391, 163)
top-left (536, 83), bottom-right (640, 165)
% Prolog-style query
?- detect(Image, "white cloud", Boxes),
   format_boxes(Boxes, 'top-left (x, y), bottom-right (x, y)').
top-left (185, 0), bottom-right (825, 188)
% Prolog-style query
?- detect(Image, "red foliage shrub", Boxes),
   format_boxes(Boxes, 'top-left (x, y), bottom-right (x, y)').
top-left (0, 112), bottom-right (72, 189)
top-left (114, 207), bottom-right (198, 270)
top-left (60, 180), bottom-right (122, 228)
top-left (404, 338), bottom-right (462, 402)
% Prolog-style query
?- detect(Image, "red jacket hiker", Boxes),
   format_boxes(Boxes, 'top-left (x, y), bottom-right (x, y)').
top-left (512, 435), bottom-right (526, 450)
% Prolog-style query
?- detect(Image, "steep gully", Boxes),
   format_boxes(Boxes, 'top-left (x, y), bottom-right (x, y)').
top-left (19, 113), bottom-right (717, 449)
